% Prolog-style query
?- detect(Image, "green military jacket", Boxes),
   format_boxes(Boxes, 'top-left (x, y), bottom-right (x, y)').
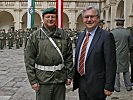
top-left (111, 27), bottom-right (130, 72)
top-left (24, 26), bottom-right (73, 85)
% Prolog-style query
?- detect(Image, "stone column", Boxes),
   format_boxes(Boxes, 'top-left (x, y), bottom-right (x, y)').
top-left (124, 0), bottom-right (131, 27)
top-left (100, 5), bottom-right (104, 19)
top-left (69, 10), bottom-right (77, 29)
top-left (110, 0), bottom-right (117, 29)
top-left (19, 21), bottom-right (23, 29)
top-left (100, 0), bottom-right (105, 19)
top-left (14, 2), bottom-right (21, 30)
top-left (104, 6), bottom-right (110, 29)
top-left (68, 2), bottom-right (76, 29)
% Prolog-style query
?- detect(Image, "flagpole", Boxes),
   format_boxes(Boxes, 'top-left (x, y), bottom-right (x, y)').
top-left (31, 0), bottom-right (35, 29)
top-left (61, 0), bottom-right (63, 28)
top-left (56, 0), bottom-right (64, 28)
top-left (27, 0), bottom-right (35, 29)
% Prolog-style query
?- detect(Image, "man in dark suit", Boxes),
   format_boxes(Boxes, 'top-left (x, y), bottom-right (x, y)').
top-left (73, 6), bottom-right (117, 100)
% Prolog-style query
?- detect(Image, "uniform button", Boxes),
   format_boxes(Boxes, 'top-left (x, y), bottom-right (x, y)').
top-left (59, 44), bottom-right (61, 47)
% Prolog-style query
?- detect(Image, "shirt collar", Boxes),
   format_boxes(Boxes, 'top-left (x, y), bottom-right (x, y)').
top-left (86, 26), bottom-right (98, 36)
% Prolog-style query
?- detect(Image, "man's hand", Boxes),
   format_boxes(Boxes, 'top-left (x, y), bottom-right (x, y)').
top-left (104, 89), bottom-right (113, 96)
top-left (32, 83), bottom-right (40, 91)
top-left (66, 79), bottom-right (72, 85)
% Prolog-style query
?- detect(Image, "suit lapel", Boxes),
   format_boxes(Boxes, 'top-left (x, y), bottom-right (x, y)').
top-left (75, 30), bottom-right (86, 60)
top-left (86, 27), bottom-right (102, 59)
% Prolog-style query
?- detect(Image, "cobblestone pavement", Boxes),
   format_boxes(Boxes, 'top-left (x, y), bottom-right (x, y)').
top-left (0, 47), bottom-right (133, 100)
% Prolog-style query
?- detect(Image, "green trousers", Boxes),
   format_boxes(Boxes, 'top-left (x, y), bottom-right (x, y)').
top-left (36, 83), bottom-right (66, 100)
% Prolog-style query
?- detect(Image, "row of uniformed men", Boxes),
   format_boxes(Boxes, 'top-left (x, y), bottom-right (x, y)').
top-left (0, 27), bottom-right (82, 50)
top-left (0, 28), bottom-right (36, 49)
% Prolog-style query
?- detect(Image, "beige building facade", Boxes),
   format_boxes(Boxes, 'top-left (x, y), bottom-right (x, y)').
top-left (101, 0), bottom-right (133, 29)
top-left (0, 0), bottom-right (133, 32)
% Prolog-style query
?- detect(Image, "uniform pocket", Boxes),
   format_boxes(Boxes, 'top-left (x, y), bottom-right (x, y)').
top-left (35, 69), bottom-right (54, 83)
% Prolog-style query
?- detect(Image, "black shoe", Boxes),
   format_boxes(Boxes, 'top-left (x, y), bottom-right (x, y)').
top-left (114, 87), bottom-right (120, 92)
top-left (126, 87), bottom-right (132, 91)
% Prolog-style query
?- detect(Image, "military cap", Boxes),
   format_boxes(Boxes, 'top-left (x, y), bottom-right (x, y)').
top-left (42, 7), bottom-right (56, 16)
top-left (99, 19), bottom-right (105, 24)
top-left (115, 18), bottom-right (125, 21)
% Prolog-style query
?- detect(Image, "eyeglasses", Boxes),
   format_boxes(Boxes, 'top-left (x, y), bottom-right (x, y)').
top-left (45, 15), bottom-right (56, 19)
top-left (83, 15), bottom-right (98, 19)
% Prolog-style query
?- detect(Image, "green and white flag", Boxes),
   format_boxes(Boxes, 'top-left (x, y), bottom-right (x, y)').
top-left (27, 0), bottom-right (35, 29)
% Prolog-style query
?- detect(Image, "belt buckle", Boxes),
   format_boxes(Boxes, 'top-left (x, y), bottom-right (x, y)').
top-left (42, 66), bottom-right (45, 70)
top-left (38, 65), bottom-right (41, 69)
top-left (53, 65), bottom-right (56, 71)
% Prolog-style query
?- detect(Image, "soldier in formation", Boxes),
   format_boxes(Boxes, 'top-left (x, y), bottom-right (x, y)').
top-left (64, 28), bottom-right (81, 48)
top-left (0, 27), bottom-right (37, 49)
top-left (0, 29), bottom-right (5, 49)
top-left (14, 30), bottom-right (20, 49)
top-left (98, 19), bottom-right (105, 29)
top-left (7, 29), bottom-right (14, 49)
top-left (24, 28), bottom-right (32, 48)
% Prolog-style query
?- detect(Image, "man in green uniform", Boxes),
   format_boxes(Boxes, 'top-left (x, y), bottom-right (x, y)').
top-left (24, 28), bottom-right (31, 48)
top-left (10, 28), bottom-right (14, 47)
top-left (98, 19), bottom-right (105, 29)
top-left (127, 24), bottom-right (133, 85)
top-left (7, 29), bottom-right (13, 49)
top-left (2, 29), bottom-right (6, 48)
top-left (19, 29), bottom-right (24, 47)
top-left (0, 29), bottom-right (5, 49)
top-left (111, 18), bottom-right (132, 92)
top-left (14, 30), bottom-right (20, 49)
top-left (24, 7), bottom-right (73, 100)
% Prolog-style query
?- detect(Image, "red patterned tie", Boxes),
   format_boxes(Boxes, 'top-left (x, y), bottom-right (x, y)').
top-left (79, 33), bottom-right (90, 76)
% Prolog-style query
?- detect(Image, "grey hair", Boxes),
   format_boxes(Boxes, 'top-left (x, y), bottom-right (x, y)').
top-left (81, 6), bottom-right (100, 18)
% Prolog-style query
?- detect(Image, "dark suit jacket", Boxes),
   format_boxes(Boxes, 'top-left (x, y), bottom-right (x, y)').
top-left (73, 27), bottom-right (117, 98)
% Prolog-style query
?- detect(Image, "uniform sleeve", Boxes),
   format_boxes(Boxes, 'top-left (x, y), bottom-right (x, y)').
top-left (64, 33), bottom-right (73, 79)
top-left (24, 33), bottom-right (38, 85)
top-left (129, 33), bottom-right (133, 51)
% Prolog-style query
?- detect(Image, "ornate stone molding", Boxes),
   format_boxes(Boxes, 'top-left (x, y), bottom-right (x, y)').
top-left (14, 8), bottom-right (22, 11)
top-left (68, 9), bottom-right (77, 13)
top-left (109, 0), bottom-right (117, 6)
top-left (129, 15), bottom-right (133, 17)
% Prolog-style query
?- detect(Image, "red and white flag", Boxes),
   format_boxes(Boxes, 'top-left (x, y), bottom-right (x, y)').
top-left (56, 0), bottom-right (64, 28)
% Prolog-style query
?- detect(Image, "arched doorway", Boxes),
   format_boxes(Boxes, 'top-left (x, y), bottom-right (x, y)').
top-left (63, 13), bottom-right (69, 29)
top-left (22, 12), bottom-right (41, 30)
top-left (116, 0), bottom-right (124, 18)
top-left (0, 11), bottom-right (14, 32)
top-left (76, 14), bottom-right (84, 31)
